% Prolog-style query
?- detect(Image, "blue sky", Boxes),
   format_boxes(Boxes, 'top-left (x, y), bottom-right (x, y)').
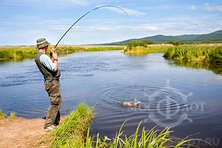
top-left (0, 0), bottom-right (222, 45)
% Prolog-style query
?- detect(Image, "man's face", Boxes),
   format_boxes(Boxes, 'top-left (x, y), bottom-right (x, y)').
top-left (45, 46), bottom-right (48, 52)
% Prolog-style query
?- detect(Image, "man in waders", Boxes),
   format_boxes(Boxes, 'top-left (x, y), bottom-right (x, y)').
top-left (35, 38), bottom-right (62, 132)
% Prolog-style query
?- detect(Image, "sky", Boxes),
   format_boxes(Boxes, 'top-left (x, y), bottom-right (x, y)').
top-left (0, 0), bottom-right (222, 45)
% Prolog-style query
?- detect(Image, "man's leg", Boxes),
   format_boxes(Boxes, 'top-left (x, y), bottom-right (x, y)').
top-left (44, 80), bottom-right (62, 129)
top-left (54, 111), bottom-right (60, 126)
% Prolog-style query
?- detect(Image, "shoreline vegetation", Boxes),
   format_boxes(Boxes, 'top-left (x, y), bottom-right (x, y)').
top-left (19, 103), bottom-right (200, 148)
top-left (123, 40), bottom-right (222, 74)
top-left (0, 45), bottom-right (125, 63)
top-left (123, 44), bottom-right (172, 55)
top-left (0, 110), bottom-right (16, 118)
top-left (163, 44), bottom-right (222, 74)
top-left (1, 104), bottom-right (202, 148)
top-left (1, 42), bottom-right (222, 74)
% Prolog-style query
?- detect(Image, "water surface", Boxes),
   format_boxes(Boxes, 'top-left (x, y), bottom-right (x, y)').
top-left (0, 50), bottom-right (222, 147)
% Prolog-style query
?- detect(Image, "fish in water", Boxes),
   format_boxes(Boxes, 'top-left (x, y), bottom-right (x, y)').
top-left (122, 99), bottom-right (141, 107)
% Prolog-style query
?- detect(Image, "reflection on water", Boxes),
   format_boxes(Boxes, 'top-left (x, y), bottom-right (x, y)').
top-left (0, 51), bottom-right (222, 147)
top-left (169, 61), bottom-right (222, 75)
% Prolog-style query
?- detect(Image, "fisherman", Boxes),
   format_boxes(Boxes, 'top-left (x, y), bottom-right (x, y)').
top-left (35, 38), bottom-right (62, 131)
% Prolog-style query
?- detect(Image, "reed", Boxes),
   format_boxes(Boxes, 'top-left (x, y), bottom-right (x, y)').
top-left (163, 44), bottom-right (222, 64)
top-left (53, 122), bottom-right (200, 148)
top-left (50, 103), bottom-right (94, 147)
top-left (49, 103), bottom-right (200, 148)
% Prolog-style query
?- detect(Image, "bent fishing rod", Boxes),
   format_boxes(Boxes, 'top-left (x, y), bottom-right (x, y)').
top-left (54, 5), bottom-right (128, 49)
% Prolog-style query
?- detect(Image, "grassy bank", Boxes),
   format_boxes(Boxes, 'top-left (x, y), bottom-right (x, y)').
top-left (49, 103), bottom-right (94, 147)
top-left (0, 110), bottom-right (16, 118)
top-left (1, 105), bottom-right (201, 147)
top-left (124, 44), bottom-right (172, 55)
top-left (46, 103), bottom-right (200, 148)
top-left (163, 44), bottom-right (222, 64)
top-left (0, 45), bottom-right (124, 63)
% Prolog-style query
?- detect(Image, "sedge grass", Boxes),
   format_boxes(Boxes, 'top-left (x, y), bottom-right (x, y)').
top-left (163, 44), bottom-right (222, 64)
top-left (0, 45), bottom-right (125, 63)
top-left (0, 110), bottom-right (7, 118)
top-left (124, 45), bottom-right (172, 56)
top-left (50, 103), bottom-right (94, 147)
top-left (0, 110), bottom-right (17, 118)
top-left (9, 112), bottom-right (16, 118)
top-left (49, 104), bottom-right (201, 148)
top-left (54, 122), bottom-right (201, 148)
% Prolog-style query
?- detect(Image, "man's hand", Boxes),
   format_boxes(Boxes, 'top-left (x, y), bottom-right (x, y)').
top-left (50, 48), bottom-right (58, 72)
top-left (50, 48), bottom-right (58, 60)
top-left (50, 48), bottom-right (56, 53)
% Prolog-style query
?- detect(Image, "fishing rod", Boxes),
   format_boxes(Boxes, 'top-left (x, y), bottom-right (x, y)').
top-left (54, 5), bottom-right (128, 49)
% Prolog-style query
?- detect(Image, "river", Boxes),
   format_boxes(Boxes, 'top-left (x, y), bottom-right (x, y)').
top-left (0, 50), bottom-right (222, 147)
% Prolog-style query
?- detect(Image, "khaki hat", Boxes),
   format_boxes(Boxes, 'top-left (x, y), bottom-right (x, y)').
top-left (36, 38), bottom-right (49, 49)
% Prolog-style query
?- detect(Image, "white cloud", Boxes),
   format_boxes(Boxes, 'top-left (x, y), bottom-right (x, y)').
top-left (189, 5), bottom-right (197, 11)
top-left (204, 3), bottom-right (222, 12)
top-left (67, 0), bottom-right (89, 5)
top-left (49, 24), bottom-right (158, 32)
top-left (105, 7), bottom-right (146, 16)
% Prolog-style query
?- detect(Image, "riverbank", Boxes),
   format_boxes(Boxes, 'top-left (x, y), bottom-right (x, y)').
top-left (0, 45), bottom-right (125, 63)
top-left (0, 116), bottom-right (48, 148)
top-left (0, 104), bottom-right (201, 148)
top-left (123, 43), bottom-right (222, 74)
top-left (0, 103), bottom-right (93, 148)
top-left (163, 44), bottom-right (222, 64)
top-left (123, 44), bottom-right (172, 55)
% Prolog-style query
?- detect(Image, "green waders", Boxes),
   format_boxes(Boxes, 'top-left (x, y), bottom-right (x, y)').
top-left (44, 80), bottom-right (62, 128)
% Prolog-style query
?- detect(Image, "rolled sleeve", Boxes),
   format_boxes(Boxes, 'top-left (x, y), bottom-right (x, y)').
top-left (40, 54), bottom-right (56, 71)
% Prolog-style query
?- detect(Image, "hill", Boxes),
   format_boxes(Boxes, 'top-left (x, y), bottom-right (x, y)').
top-left (108, 30), bottom-right (222, 45)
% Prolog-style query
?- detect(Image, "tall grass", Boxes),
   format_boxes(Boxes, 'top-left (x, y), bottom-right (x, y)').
top-left (0, 45), bottom-right (124, 63)
top-left (0, 46), bottom-right (37, 62)
top-left (124, 45), bottom-right (172, 56)
top-left (163, 44), bottom-right (222, 64)
top-left (0, 110), bottom-right (16, 118)
top-left (49, 104), bottom-right (200, 148)
top-left (50, 103), bottom-right (94, 147)
top-left (0, 110), bottom-right (7, 118)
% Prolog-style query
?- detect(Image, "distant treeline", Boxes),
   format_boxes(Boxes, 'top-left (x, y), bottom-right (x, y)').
top-left (127, 40), bottom-right (185, 48)
top-left (127, 40), bottom-right (153, 49)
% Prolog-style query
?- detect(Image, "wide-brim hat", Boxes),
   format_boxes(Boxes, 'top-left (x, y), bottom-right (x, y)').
top-left (36, 38), bottom-right (49, 49)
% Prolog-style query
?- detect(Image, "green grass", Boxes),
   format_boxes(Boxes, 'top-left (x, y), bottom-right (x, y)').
top-left (9, 112), bottom-right (16, 118)
top-left (50, 103), bottom-right (94, 147)
top-left (124, 45), bottom-right (171, 56)
top-left (0, 46), bottom-right (37, 62)
top-left (0, 110), bottom-right (7, 118)
top-left (163, 44), bottom-right (222, 64)
top-left (0, 45), bottom-right (125, 63)
top-left (0, 110), bottom-right (16, 118)
top-left (52, 121), bottom-right (200, 148)
top-left (49, 103), bottom-right (200, 148)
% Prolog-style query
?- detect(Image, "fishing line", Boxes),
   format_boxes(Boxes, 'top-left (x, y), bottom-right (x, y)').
top-left (54, 5), bottom-right (128, 48)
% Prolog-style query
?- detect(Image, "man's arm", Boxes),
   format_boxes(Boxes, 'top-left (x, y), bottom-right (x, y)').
top-left (39, 54), bottom-right (57, 72)
top-left (50, 48), bottom-right (58, 72)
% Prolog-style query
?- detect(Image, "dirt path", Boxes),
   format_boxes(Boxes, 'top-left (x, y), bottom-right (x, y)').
top-left (0, 117), bottom-right (48, 148)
